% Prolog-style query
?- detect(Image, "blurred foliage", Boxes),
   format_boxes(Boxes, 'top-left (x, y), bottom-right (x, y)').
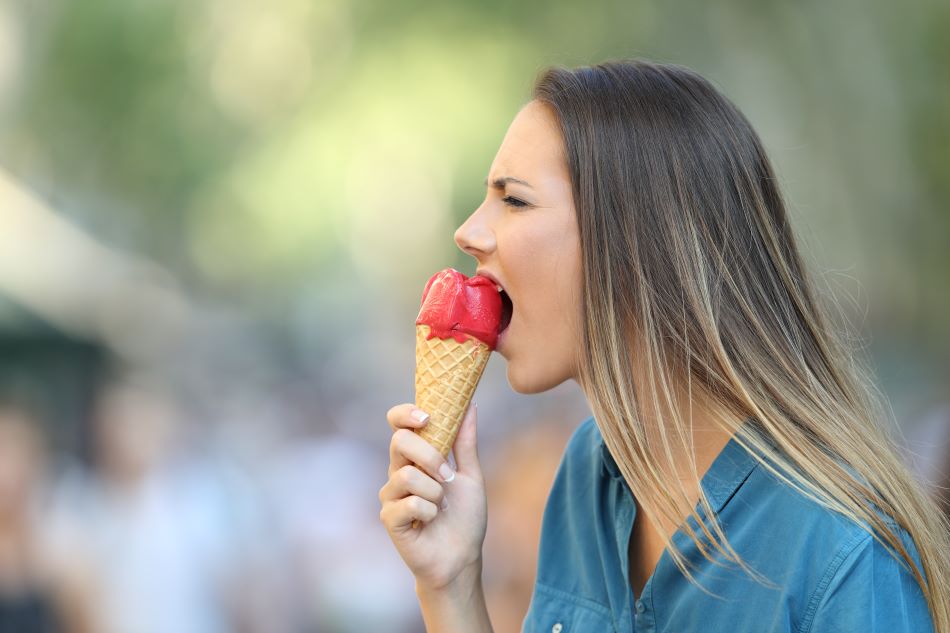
top-left (0, 0), bottom-right (947, 405)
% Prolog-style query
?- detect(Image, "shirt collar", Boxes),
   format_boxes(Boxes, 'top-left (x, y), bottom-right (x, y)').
top-left (598, 416), bottom-right (768, 513)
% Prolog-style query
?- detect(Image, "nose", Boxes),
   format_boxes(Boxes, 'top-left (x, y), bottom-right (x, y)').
top-left (453, 207), bottom-right (495, 259)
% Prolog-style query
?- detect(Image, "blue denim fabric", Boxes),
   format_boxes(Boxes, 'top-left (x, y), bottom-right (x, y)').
top-left (521, 417), bottom-right (933, 633)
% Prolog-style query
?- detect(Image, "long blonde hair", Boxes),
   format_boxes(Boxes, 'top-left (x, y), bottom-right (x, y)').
top-left (533, 58), bottom-right (950, 629)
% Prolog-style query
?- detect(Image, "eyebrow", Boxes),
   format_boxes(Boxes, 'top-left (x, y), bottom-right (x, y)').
top-left (483, 176), bottom-right (535, 189)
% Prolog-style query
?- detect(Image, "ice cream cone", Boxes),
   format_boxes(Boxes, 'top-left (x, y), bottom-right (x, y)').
top-left (411, 323), bottom-right (491, 529)
top-left (408, 268), bottom-right (502, 529)
top-left (414, 323), bottom-right (491, 458)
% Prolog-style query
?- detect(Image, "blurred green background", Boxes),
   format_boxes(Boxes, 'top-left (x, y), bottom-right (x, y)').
top-left (0, 0), bottom-right (947, 631)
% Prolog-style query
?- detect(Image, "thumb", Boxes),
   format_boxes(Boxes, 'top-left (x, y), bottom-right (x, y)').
top-left (452, 402), bottom-right (481, 476)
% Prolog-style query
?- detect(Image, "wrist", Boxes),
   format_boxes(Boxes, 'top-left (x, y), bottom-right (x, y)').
top-left (415, 560), bottom-right (492, 633)
top-left (416, 558), bottom-right (483, 596)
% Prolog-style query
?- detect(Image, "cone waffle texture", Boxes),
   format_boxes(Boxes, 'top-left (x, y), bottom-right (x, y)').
top-left (414, 323), bottom-right (491, 458)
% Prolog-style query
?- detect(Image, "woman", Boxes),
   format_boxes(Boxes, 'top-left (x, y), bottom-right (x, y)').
top-left (377, 59), bottom-right (950, 632)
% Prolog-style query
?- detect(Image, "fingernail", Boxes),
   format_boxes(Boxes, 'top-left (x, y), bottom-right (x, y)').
top-left (439, 463), bottom-right (455, 483)
top-left (441, 497), bottom-right (449, 511)
top-left (411, 409), bottom-right (429, 424)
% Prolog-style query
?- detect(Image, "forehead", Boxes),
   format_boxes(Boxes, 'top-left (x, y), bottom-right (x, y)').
top-left (490, 101), bottom-right (567, 180)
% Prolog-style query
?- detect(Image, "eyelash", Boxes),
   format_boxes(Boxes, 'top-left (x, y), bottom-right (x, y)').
top-left (502, 196), bottom-right (529, 208)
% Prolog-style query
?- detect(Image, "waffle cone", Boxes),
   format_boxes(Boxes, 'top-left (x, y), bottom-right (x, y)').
top-left (414, 324), bottom-right (492, 459)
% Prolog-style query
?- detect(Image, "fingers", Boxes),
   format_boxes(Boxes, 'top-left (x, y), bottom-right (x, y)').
top-left (380, 403), bottom-right (449, 531)
top-left (378, 464), bottom-right (446, 509)
top-left (386, 403), bottom-right (430, 432)
top-left (451, 403), bottom-right (479, 475)
top-left (379, 494), bottom-right (439, 530)
top-left (389, 428), bottom-right (456, 483)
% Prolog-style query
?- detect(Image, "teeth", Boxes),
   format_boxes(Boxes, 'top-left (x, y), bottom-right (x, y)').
top-left (496, 285), bottom-right (503, 293)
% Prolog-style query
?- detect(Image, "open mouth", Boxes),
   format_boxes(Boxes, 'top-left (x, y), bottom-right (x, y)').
top-left (499, 289), bottom-right (513, 334)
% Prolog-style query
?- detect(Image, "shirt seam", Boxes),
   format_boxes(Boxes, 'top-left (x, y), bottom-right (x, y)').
top-left (533, 581), bottom-right (612, 618)
top-left (796, 529), bottom-right (872, 633)
top-left (709, 458), bottom-right (760, 515)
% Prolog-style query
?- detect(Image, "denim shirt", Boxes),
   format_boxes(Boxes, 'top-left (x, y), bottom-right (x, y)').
top-left (521, 417), bottom-right (934, 633)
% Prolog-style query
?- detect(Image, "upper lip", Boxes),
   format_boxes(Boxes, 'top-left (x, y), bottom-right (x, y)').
top-left (475, 268), bottom-right (505, 293)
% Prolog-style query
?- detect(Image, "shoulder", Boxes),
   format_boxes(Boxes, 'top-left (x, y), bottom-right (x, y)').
top-left (737, 455), bottom-right (933, 632)
top-left (680, 435), bottom-right (933, 629)
top-left (563, 416), bottom-right (601, 462)
top-left (800, 519), bottom-right (933, 632)
top-left (548, 416), bottom-right (606, 489)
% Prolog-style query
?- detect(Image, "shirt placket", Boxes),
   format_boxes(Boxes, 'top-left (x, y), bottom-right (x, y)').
top-left (611, 476), bottom-right (638, 633)
top-left (609, 465), bottom-right (657, 633)
top-left (633, 582), bottom-right (657, 633)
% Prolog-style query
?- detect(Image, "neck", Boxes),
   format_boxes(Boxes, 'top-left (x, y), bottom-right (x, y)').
top-left (575, 344), bottom-right (750, 540)
top-left (594, 380), bottom-right (742, 539)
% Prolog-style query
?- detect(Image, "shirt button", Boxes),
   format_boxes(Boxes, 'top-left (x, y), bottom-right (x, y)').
top-left (635, 600), bottom-right (645, 614)
top-left (552, 624), bottom-right (563, 633)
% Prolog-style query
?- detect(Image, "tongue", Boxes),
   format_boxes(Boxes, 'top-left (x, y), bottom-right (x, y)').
top-left (498, 290), bottom-right (513, 333)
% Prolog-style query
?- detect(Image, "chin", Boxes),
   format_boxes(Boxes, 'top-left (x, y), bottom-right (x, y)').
top-left (506, 363), bottom-right (570, 395)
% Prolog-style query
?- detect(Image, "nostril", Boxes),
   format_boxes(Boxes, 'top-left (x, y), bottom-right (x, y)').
top-left (453, 231), bottom-right (467, 252)
top-left (455, 230), bottom-right (480, 257)
top-left (455, 215), bottom-right (495, 256)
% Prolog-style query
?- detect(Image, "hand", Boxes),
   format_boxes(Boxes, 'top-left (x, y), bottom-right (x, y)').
top-left (379, 402), bottom-right (488, 590)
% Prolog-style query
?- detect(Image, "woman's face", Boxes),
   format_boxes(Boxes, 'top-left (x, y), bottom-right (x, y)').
top-left (454, 100), bottom-right (583, 394)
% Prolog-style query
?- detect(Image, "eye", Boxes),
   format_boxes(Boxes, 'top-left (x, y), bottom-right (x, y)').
top-left (502, 196), bottom-right (529, 208)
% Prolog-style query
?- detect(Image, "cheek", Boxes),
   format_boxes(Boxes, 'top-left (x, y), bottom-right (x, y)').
top-left (500, 209), bottom-right (582, 369)
top-left (510, 263), bottom-right (582, 387)
top-left (507, 221), bottom-right (580, 314)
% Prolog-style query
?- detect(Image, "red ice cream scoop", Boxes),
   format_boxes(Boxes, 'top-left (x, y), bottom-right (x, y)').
top-left (415, 268), bottom-right (502, 350)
